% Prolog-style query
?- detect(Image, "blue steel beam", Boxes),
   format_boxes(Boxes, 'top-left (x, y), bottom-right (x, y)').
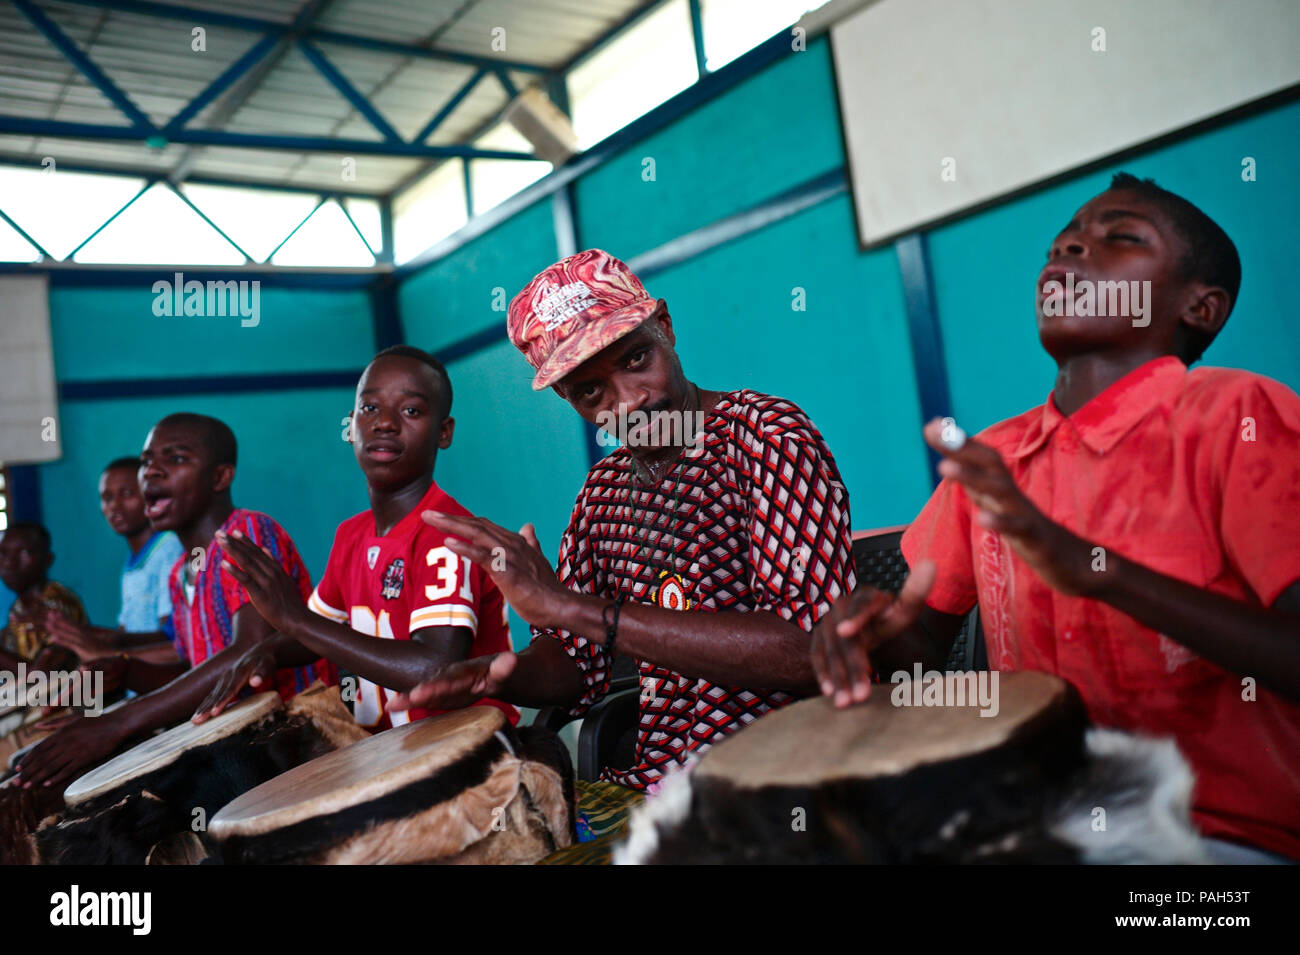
top-left (165, 181), bottom-right (252, 261)
top-left (377, 198), bottom-right (393, 265)
top-left (66, 178), bottom-right (155, 259)
top-left (264, 196), bottom-right (327, 262)
top-left (688, 0), bottom-right (708, 76)
top-left (298, 39), bottom-right (403, 144)
top-left (494, 69), bottom-right (518, 101)
top-left (896, 232), bottom-right (954, 485)
top-left (0, 116), bottom-right (535, 159)
top-left (332, 196), bottom-right (377, 258)
top-left (164, 32), bottom-right (280, 133)
top-left (0, 156), bottom-right (382, 197)
top-left (413, 67), bottom-right (487, 145)
top-left (13, 0), bottom-right (154, 129)
top-left (54, 0), bottom-right (551, 73)
top-left (0, 205), bottom-right (53, 259)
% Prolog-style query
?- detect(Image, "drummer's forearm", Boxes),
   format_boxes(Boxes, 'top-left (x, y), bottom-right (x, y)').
top-left (123, 657), bottom-right (188, 693)
top-left (114, 646), bottom-right (243, 739)
top-left (279, 614), bottom-right (467, 691)
top-left (869, 606), bottom-right (966, 678)
top-left (562, 595), bottom-right (818, 693)
top-left (113, 628), bottom-right (168, 650)
top-left (495, 639), bottom-right (587, 709)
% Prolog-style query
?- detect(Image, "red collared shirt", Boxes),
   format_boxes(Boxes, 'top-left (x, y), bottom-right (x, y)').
top-left (902, 356), bottom-right (1300, 859)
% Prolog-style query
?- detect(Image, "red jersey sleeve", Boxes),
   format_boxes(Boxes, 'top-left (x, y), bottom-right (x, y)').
top-left (900, 477), bottom-right (979, 616)
top-left (408, 539), bottom-right (482, 635)
top-left (307, 523), bottom-right (350, 625)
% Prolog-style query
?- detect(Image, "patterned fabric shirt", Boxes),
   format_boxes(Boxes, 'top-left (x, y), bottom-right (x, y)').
top-left (168, 509), bottom-right (336, 700)
top-left (3, 581), bottom-right (86, 661)
top-left (535, 390), bottom-right (855, 790)
top-left (119, 531), bottom-right (183, 634)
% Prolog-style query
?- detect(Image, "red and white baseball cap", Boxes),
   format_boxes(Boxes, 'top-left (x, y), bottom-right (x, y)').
top-left (507, 249), bottom-right (663, 390)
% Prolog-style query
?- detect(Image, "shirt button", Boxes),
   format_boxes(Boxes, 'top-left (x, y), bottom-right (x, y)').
top-left (1063, 630), bottom-right (1073, 641)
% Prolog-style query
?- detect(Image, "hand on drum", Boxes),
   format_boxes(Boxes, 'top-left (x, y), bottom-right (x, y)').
top-left (216, 530), bottom-right (310, 634)
top-left (389, 652), bottom-right (518, 714)
top-left (193, 644), bottom-right (276, 724)
top-left (811, 561), bottom-right (936, 708)
top-left (922, 417), bottom-right (1095, 596)
top-left (420, 512), bottom-right (570, 630)
top-left (14, 714), bottom-right (119, 791)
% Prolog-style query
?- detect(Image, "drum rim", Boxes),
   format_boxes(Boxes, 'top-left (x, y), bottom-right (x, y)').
top-left (694, 670), bottom-right (1072, 789)
top-left (209, 706), bottom-right (507, 839)
top-left (63, 692), bottom-right (283, 806)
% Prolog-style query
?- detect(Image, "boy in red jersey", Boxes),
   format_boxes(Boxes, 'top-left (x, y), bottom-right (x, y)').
top-left (16, 413), bottom-right (334, 791)
top-left (199, 347), bottom-right (516, 730)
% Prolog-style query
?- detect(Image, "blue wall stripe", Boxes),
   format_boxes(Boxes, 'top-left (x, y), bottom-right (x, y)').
top-left (895, 232), bottom-right (953, 484)
top-left (59, 369), bottom-right (364, 401)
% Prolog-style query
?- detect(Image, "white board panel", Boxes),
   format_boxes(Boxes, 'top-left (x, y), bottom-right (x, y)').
top-left (831, 0), bottom-right (1300, 245)
top-left (0, 274), bottom-right (61, 464)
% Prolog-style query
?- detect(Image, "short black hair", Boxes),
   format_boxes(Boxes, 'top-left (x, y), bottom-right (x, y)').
top-left (3, 521), bottom-right (51, 553)
top-left (370, 345), bottom-right (453, 417)
top-left (154, 413), bottom-right (238, 467)
top-left (103, 456), bottom-right (142, 474)
top-left (1108, 172), bottom-right (1241, 363)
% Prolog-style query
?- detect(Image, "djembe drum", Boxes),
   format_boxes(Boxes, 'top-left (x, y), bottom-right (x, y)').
top-left (616, 671), bottom-right (1206, 864)
top-left (38, 684), bottom-right (365, 865)
top-left (210, 706), bottom-right (575, 865)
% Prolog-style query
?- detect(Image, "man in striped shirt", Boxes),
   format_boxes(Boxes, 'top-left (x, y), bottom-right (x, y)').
top-left (394, 250), bottom-right (856, 796)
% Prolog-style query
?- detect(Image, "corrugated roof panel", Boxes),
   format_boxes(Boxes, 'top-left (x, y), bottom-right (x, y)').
top-left (313, 0), bottom-right (467, 45)
top-left (0, 0), bottom-right (663, 195)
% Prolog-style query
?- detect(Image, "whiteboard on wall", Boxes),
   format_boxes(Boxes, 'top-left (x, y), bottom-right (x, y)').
top-left (0, 274), bottom-right (62, 465)
top-left (830, 0), bottom-right (1300, 246)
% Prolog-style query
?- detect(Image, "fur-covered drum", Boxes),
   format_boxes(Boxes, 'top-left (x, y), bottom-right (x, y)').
top-left (210, 706), bottom-right (575, 865)
top-left (37, 684), bottom-right (363, 865)
top-left (616, 671), bottom-right (1208, 864)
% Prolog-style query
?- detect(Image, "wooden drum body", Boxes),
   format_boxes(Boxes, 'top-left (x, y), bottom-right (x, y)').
top-left (211, 707), bottom-right (575, 865)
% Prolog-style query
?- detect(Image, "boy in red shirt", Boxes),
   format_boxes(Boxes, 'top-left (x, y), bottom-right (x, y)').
top-left (17, 413), bottom-right (334, 792)
top-left (199, 347), bottom-right (516, 730)
top-left (812, 173), bottom-right (1300, 863)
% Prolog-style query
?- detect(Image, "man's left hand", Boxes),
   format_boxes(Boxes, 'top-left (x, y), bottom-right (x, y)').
top-left (922, 417), bottom-right (1097, 597)
top-left (216, 530), bottom-right (309, 635)
top-left (420, 513), bottom-right (571, 630)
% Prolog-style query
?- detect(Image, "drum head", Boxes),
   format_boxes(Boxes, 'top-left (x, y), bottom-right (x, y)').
top-left (697, 670), bottom-right (1070, 789)
top-left (210, 706), bottom-right (507, 840)
top-left (64, 692), bottom-right (282, 807)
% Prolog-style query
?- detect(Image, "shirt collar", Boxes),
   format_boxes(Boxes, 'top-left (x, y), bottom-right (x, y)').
top-left (1010, 356), bottom-right (1187, 459)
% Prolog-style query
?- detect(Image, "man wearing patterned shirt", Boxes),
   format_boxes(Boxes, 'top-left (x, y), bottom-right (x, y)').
top-left (395, 250), bottom-right (856, 798)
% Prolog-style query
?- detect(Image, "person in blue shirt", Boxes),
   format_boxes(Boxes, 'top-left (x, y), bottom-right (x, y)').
top-left (46, 457), bottom-right (183, 672)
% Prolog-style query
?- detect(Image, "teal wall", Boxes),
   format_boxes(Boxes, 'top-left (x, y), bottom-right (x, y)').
top-left (15, 36), bottom-right (1300, 649)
